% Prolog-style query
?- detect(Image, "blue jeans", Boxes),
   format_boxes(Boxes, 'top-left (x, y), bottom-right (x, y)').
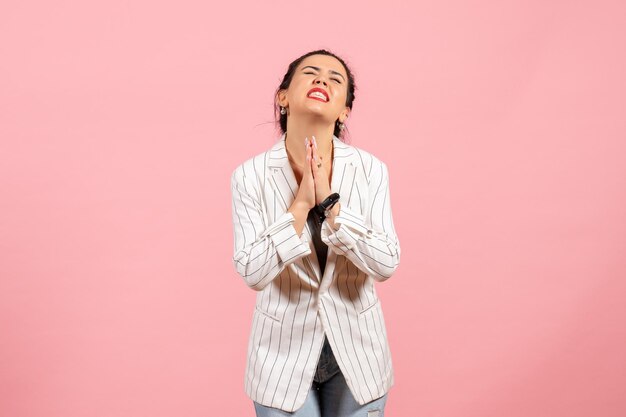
top-left (253, 334), bottom-right (388, 416)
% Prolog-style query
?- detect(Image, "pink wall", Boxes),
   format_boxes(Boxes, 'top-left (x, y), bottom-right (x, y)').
top-left (1, 1), bottom-right (625, 416)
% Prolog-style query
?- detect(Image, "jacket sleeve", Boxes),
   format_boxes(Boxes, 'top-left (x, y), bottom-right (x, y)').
top-left (231, 166), bottom-right (312, 291)
top-left (320, 161), bottom-right (401, 282)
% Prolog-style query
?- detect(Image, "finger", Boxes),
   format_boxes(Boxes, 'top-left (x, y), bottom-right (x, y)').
top-left (313, 137), bottom-right (324, 173)
top-left (304, 136), bottom-right (309, 170)
top-left (304, 141), bottom-right (313, 179)
top-left (311, 136), bottom-right (320, 166)
top-left (304, 138), bottom-right (310, 165)
top-left (310, 143), bottom-right (316, 173)
top-left (311, 136), bottom-right (317, 159)
top-left (314, 136), bottom-right (325, 171)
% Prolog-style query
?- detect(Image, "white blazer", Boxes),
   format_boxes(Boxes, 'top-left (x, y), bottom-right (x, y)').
top-left (230, 133), bottom-right (401, 412)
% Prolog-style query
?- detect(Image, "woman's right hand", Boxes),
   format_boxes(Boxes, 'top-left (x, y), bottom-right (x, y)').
top-left (294, 137), bottom-right (316, 210)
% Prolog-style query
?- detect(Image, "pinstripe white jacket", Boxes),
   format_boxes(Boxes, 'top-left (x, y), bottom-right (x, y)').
top-left (230, 133), bottom-right (401, 412)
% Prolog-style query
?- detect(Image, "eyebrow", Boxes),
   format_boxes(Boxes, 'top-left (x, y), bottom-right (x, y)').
top-left (301, 66), bottom-right (346, 81)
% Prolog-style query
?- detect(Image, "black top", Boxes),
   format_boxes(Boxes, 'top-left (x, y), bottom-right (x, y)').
top-left (306, 208), bottom-right (328, 277)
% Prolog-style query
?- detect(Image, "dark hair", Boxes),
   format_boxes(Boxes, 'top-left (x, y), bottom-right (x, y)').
top-left (274, 49), bottom-right (357, 142)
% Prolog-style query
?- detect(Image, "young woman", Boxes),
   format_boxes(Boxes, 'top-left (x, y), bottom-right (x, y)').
top-left (230, 49), bottom-right (401, 416)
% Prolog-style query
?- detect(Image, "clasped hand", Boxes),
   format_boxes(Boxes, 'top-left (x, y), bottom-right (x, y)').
top-left (294, 136), bottom-right (332, 210)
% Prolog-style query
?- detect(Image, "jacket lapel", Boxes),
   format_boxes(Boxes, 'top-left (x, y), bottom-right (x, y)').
top-left (266, 133), bottom-right (358, 284)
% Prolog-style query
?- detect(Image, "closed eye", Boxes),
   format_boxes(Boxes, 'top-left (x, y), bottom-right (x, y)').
top-left (304, 71), bottom-right (341, 84)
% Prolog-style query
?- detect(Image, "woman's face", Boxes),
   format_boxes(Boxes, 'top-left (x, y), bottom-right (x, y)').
top-left (280, 54), bottom-right (350, 126)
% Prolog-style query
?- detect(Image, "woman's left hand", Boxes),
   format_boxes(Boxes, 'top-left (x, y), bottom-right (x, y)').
top-left (309, 135), bottom-right (332, 204)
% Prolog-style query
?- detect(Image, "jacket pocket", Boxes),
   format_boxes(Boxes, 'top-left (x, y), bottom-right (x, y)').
top-left (255, 305), bottom-right (283, 324)
top-left (358, 298), bottom-right (380, 316)
top-left (357, 298), bottom-right (386, 360)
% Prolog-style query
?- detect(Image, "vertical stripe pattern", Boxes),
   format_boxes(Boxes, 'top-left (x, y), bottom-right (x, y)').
top-left (231, 133), bottom-right (400, 412)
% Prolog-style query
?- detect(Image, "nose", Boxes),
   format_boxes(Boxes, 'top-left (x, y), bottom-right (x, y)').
top-left (314, 76), bottom-right (328, 87)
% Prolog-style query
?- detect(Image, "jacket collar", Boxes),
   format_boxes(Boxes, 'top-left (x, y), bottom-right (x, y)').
top-left (267, 132), bottom-right (356, 193)
top-left (268, 132), bottom-right (355, 165)
top-left (266, 132), bottom-right (358, 283)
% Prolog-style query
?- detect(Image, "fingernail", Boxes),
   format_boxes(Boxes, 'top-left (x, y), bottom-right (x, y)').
top-left (305, 137), bottom-right (308, 145)
top-left (312, 136), bottom-right (317, 148)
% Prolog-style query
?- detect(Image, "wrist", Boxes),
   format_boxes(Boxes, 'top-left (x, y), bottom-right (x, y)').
top-left (325, 202), bottom-right (340, 220)
top-left (289, 200), bottom-right (311, 215)
top-left (325, 203), bottom-right (341, 231)
top-left (314, 193), bottom-right (340, 222)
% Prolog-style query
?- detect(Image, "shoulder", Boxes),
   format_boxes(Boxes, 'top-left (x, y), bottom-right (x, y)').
top-left (230, 144), bottom-right (276, 189)
top-left (348, 144), bottom-right (389, 184)
top-left (231, 146), bottom-right (273, 186)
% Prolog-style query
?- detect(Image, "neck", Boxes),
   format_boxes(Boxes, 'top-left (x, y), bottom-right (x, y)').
top-left (284, 120), bottom-right (334, 168)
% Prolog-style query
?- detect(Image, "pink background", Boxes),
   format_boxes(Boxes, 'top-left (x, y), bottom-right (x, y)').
top-left (1, 1), bottom-right (625, 416)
